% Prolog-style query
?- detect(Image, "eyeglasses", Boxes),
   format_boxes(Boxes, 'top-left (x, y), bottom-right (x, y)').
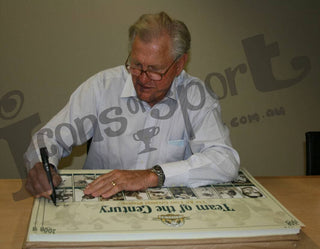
top-left (125, 55), bottom-right (178, 81)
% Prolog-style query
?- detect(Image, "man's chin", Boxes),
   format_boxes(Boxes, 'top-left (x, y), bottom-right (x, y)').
top-left (137, 94), bottom-right (162, 107)
top-left (136, 93), bottom-right (152, 104)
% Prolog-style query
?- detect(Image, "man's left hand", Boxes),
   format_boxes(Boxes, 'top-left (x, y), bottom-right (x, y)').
top-left (83, 169), bottom-right (158, 199)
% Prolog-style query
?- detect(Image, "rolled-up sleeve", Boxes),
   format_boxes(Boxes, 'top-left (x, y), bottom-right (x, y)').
top-left (161, 84), bottom-right (240, 187)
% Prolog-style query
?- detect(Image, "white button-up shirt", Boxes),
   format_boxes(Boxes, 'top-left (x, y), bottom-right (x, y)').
top-left (25, 66), bottom-right (240, 187)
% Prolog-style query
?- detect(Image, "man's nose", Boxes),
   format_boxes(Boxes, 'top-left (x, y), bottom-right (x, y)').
top-left (138, 71), bottom-right (150, 84)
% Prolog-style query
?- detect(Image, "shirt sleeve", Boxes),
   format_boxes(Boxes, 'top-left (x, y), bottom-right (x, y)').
top-left (160, 92), bottom-right (240, 188)
top-left (24, 73), bottom-right (102, 171)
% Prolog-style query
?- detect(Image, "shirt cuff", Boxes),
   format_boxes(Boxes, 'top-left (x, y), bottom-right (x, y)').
top-left (159, 160), bottom-right (189, 187)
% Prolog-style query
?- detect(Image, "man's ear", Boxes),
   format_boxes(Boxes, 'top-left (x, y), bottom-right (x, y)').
top-left (175, 54), bottom-right (188, 76)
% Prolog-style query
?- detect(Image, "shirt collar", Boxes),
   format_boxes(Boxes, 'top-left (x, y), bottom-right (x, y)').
top-left (166, 70), bottom-right (186, 102)
top-left (120, 72), bottom-right (137, 98)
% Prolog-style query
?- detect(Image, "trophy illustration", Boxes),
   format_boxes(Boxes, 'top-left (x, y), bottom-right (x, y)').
top-left (133, 126), bottom-right (160, 154)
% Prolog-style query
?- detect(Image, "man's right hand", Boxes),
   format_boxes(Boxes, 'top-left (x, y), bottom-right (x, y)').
top-left (25, 162), bottom-right (62, 199)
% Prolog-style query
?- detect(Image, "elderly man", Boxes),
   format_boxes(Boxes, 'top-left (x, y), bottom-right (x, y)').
top-left (25, 12), bottom-right (240, 200)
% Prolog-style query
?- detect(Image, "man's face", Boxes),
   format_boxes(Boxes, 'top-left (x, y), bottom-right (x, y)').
top-left (130, 34), bottom-right (181, 107)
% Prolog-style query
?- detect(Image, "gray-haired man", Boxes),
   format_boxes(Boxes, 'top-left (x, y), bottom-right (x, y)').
top-left (25, 12), bottom-right (240, 200)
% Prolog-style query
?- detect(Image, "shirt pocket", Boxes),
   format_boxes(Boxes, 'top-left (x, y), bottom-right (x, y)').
top-left (166, 139), bottom-right (187, 162)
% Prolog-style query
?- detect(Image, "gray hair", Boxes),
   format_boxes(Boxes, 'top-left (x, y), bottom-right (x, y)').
top-left (128, 12), bottom-right (191, 59)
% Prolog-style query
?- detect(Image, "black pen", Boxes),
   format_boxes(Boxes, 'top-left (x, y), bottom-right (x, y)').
top-left (40, 147), bottom-right (57, 206)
